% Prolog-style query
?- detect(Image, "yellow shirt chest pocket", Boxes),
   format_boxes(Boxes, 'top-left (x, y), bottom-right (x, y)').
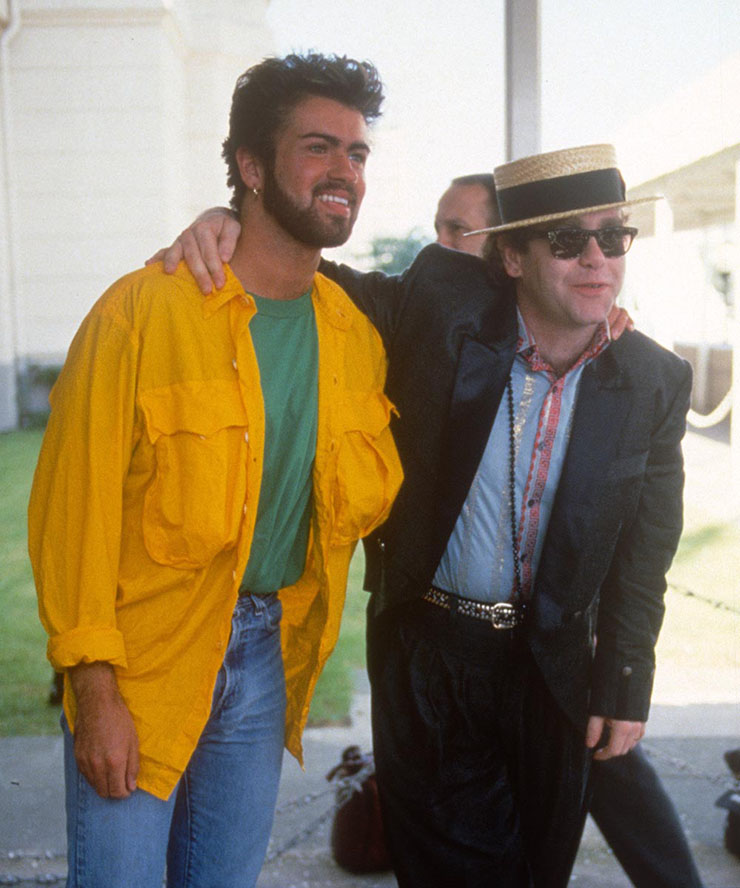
top-left (330, 390), bottom-right (403, 546)
top-left (139, 382), bottom-right (249, 569)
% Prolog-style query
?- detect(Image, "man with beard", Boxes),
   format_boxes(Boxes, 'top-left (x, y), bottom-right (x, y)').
top-left (28, 53), bottom-right (402, 888)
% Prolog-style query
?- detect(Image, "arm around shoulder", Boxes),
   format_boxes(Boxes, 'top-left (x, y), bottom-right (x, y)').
top-left (318, 259), bottom-right (407, 348)
top-left (318, 243), bottom-right (458, 347)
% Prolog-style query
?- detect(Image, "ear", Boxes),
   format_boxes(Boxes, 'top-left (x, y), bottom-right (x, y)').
top-left (235, 146), bottom-right (264, 193)
top-left (500, 239), bottom-right (524, 279)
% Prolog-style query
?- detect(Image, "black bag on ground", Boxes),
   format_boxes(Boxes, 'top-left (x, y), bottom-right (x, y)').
top-left (326, 745), bottom-right (391, 874)
top-left (716, 747), bottom-right (740, 858)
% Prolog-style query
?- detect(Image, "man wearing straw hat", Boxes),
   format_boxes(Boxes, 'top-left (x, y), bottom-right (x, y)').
top-left (431, 168), bottom-right (705, 888)
top-left (153, 143), bottom-right (692, 887)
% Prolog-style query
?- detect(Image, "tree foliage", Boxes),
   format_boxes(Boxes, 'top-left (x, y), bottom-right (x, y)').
top-left (368, 229), bottom-right (431, 274)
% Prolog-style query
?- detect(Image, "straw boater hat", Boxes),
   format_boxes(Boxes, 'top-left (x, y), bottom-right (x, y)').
top-left (465, 143), bottom-right (661, 236)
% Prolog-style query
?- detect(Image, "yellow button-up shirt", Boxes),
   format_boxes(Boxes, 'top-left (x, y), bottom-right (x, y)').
top-left (28, 262), bottom-right (402, 800)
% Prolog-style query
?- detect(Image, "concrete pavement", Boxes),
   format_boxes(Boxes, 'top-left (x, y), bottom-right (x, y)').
top-left (1, 684), bottom-right (739, 886)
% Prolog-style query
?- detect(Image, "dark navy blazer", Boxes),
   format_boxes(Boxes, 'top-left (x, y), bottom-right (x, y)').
top-left (321, 243), bottom-right (692, 731)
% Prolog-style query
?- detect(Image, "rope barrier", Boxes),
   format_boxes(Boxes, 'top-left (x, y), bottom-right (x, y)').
top-left (687, 387), bottom-right (733, 429)
top-left (668, 583), bottom-right (740, 616)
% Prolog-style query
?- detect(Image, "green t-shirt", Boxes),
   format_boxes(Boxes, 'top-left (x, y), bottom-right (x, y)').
top-left (240, 289), bottom-right (318, 595)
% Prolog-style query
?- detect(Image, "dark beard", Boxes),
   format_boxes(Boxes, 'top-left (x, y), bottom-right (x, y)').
top-left (261, 164), bottom-right (357, 248)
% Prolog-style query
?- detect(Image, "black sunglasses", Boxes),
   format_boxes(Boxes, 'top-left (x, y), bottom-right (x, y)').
top-left (532, 226), bottom-right (638, 259)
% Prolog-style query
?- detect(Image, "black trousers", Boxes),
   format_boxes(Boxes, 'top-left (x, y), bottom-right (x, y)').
top-left (590, 745), bottom-right (705, 888)
top-left (367, 599), bottom-right (590, 888)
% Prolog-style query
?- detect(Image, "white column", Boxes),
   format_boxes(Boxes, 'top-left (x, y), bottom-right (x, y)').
top-left (505, 0), bottom-right (540, 161)
top-left (0, 0), bottom-right (20, 430)
top-left (652, 197), bottom-right (678, 346)
top-left (731, 159), bottom-right (740, 496)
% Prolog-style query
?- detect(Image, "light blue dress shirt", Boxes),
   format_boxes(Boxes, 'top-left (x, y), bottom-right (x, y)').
top-left (433, 312), bottom-right (609, 603)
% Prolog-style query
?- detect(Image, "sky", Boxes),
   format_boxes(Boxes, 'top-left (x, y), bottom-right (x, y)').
top-left (264, 0), bottom-right (740, 263)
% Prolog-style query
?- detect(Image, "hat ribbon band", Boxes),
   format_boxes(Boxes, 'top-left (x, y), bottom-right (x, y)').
top-left (496, 168), bottom-right (626, 225)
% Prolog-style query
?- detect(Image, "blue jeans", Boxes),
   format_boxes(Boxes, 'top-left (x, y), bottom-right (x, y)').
top-left (63, 593), bottom-right (286, 888)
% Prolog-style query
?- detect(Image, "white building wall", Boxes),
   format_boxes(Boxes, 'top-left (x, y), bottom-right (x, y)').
top-left (175, 1), bottom-right (273, 220)
top-left (0, 0), bottom-right (21, 428)
top-left (0, 0), bottom-right (272, 428)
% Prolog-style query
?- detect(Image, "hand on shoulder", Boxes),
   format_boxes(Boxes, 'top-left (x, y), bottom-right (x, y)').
top-left (146, 207), bottom-right (240, 295)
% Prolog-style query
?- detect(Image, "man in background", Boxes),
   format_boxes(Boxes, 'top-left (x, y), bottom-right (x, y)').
top-left (434, 172), bottom-right (498, 255)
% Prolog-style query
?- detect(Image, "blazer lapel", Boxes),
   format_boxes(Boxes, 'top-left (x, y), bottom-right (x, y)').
top-left (556, 347), bottom-right (633, 508)
top-left (535, 347), bottom-right (634, 621)
top-left (432, 295), bottom-right (518, 563)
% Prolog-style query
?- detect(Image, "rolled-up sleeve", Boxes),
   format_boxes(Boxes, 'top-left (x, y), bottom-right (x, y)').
top-left (28, 290), bottom-right (139, 670)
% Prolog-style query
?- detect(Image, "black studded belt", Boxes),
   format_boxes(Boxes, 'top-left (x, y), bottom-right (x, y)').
top-left (422, 585), bottom-right (525, 629)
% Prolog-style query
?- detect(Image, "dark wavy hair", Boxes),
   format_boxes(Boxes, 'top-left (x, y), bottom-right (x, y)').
top-left (222, 53), bottom-right (384, 212)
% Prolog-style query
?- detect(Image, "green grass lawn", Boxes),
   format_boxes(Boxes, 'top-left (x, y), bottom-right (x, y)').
top-left (306, 549), bottom-right (368, 726)
top-left (659, 519), bottom-right (740, 678)
top-left (0, 428), bottom-right (368, 735)
top-left (0, 429), bottom-right (60, 734)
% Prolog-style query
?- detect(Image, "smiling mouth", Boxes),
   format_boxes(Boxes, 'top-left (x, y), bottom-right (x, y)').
top-left (317, 193), bottom-right (351, 208)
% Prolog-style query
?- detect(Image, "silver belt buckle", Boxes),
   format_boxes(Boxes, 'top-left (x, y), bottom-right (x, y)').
top-left (490, 602), bottom-right (519, 629)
